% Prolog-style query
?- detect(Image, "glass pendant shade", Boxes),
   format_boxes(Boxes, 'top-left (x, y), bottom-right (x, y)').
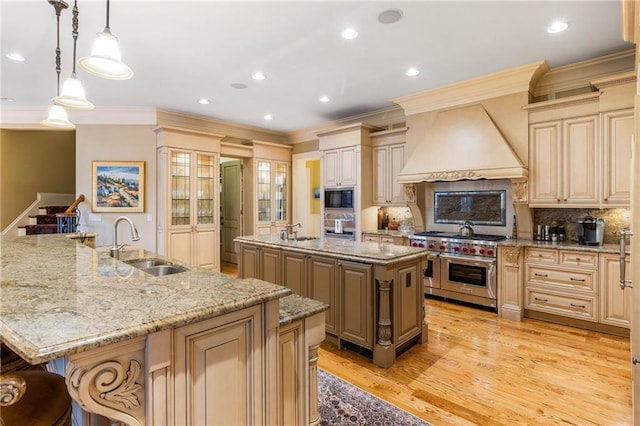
top-left (78, 28), bottom-right (133, 80)
top-left (41, 104), bottom-right (75, 129)
top-left (54, 73), bottom-right (94, 109)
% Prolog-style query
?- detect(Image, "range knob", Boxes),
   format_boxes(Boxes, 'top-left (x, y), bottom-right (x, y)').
top-left (470, 248), bottom-right (476, 254)
top-left (419, 242), bottom-right (424, 247)
top-left (487, 249), bottom-right (494, 256)
top-left (479, 248), bottom-right (485, 254)
top-left (453, 246), bottom-right (460, 252)
top-left (461, 247), bottom-right (469, 253)
top-left (439, 245), bottom-right (446, 250)
top-left (428, 243), bottom-right (434, 249)
top-left (412, 242), bottom-right (418, 247)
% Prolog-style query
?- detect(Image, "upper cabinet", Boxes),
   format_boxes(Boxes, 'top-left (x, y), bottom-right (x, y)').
top-left (529, 115), bottom-right (599, 206)
top-left (322, 146), bottom-right (357, 187)
top-left (155, 128), bottom-right (222, 270)
top-left (250, 141), bottom-right (292, 235)
top-left (371, 128), bottom-right (407, 205)
top-left (525, 82), bottom-right (634, 208)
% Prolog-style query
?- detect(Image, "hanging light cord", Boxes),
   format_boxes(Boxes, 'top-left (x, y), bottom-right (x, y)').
top-left (105, 0), bottom-right (110, 30)
top-left (71, 0), bottom-right (78, 75)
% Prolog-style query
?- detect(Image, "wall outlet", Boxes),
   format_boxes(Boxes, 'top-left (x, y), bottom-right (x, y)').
top-left (147, 214), bottom-right (153, 222)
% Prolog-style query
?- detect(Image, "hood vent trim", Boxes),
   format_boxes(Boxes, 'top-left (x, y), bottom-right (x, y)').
top-left (397, 104), bottom-right (527, 183)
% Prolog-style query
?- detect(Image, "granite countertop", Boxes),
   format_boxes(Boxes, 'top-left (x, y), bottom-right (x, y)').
top-left (0, 234), bottom-right (292, 364)
top-left (498, 238), bottom-right (623, 254)
top-left (278, 294), bottom-right (328, 326)
top-left (234, 234), bottom-right (428, 265)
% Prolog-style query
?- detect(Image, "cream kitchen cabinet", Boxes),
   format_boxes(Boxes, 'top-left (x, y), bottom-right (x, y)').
top-left (524, 247), bottom-right (598, 322)
top-left (173, 305), bottom-right (266, 425)
top-left (529, 115), bottom-right (600, 207)
top-left (255, 159), bottom-right (289, 234)
top-left (602, 109), bottom-right (633, 206)
top-left (371, 128), bottom-right (407, 205)
top-left (306, 255), bottom-right (339, 336)
top-left (237, 243), bottom-right (282, 285)
top-left (322, 146), bottom-right (357, 187)
top-left (361, 232), bottom-right (408, 246)
top-left (157, 146), bottom-right (220, 270)
top-left (599, 253), bottom-right (632, 328)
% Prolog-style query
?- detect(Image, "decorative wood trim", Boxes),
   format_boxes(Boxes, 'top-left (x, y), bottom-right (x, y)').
top-left (308, 343), bottom-right (321, 426)
top-left (511, 179), bottom-right (528, 204)
top-left (0, 374), bottom-right (26, 406)
top-left (376, 279), bottom-right (393, 347)
top-left (590, 70), bottom-right (637, 89)
top-left (522, 92), bottom-right (602, 113)
top-left (393, 61), bottom-right (548, 116)
top-left (397, 166), bottom-right (528, 183)
top-left (502, 247), bottom-right (522, 266)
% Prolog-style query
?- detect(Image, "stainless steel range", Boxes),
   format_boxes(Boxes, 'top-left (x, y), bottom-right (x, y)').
top-left (410, 231), bottom-right (506, 310)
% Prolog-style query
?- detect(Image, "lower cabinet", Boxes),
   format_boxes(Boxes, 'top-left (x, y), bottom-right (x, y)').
top-left (308, 256), bottom-right (338, 336)
top-left (599, 253), bottom-right (632, 328)
top-left (362, 232), bottom-right (408, 246)
top-left (237, 243), bottom-right (282, 284)
top-left (173, 305), bottom-right (266, 425)
top-left (338, 260), bottom-right (372, 349)
top-left (278, 320), bottom-right (305, 426)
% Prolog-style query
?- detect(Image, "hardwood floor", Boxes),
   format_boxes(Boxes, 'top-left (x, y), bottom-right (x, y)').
top-left (221, 260), bottom-right (631, 424)
top-left (220, 261), bottom-right (238, 276)
top-left (319, 298), bottom-right (632, 426)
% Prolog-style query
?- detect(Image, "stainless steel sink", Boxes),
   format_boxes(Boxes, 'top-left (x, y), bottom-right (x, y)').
top-left (140, 265), bottom-right (188, 276)
top-left (125, 258), bottom-right (169, 269)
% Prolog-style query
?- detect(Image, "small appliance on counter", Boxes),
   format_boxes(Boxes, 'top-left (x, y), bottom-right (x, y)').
top-left (577, 216), bottom-right (605, 246)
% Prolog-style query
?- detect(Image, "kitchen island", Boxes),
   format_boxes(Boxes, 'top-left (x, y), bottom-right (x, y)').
top-left (0, 234), bottom-right (328, 425)
top-left (235, 234), bottom-right (430, 368)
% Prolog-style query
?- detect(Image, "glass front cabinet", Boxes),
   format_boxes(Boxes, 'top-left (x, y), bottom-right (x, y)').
top-left (156, 128), bottom-right (221, 270)
top-left (255, 159), bottom-right (289, 234)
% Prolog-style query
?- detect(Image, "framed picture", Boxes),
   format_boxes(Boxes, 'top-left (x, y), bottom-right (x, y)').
top-left (92, 161), bottom-right (145, 212)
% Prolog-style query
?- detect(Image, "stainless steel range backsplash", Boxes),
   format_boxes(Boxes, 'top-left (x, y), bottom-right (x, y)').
top-left (533, 208), bottom-right (631, 244)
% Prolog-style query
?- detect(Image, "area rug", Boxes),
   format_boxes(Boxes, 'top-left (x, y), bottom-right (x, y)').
top-left (318, 368), bottom-right (430, 425)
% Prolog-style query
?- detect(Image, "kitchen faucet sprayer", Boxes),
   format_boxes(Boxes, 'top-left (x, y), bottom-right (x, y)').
top-left (110, 216), bottom-right (140, 259)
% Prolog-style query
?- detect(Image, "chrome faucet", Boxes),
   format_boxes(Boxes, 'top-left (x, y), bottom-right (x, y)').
top-left (110, 216), bottom-right (140, 259)
top-left (280, 223), bottom-right (302, 241)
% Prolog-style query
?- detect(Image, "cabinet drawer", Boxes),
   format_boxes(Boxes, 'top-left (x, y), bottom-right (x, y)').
top-left (559, 251), bottom-right (597, 269)
top-left (525, 288), bottom-right (597, 321)
top-left (362, 234), bottom-right (380, 243)
top-left (525, 248), bottom-right (558, 264)
top-left (526, 265), bottom-right (596, 292)
top-left (380, 236), bottom-right (396, 244)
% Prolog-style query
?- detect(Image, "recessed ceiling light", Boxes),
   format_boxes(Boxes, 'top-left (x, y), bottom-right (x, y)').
top-left (198, 97), bottom-right (211, 105)
top-left (231, 83), bottom-right (248, 89)
top-left (405, 67), bottom-right (420, 77)
top-left (264, 114), bottom-right (273, 121)
top-left (252, 72), bottom-right (266, 81)
top-left (378, 9), bottom-right (403, 24)
top-left (319, 95), bottom-right (331, 103)
top-left (6, 52), bottom-right (26, 62)
top-left (341, 27), bottom-right (358, 40)
top-left (547, 20), bottom-right (568, 34)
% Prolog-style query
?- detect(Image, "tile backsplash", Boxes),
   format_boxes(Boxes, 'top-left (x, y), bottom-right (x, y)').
top-left (533, 208), bottom-right (631, 244)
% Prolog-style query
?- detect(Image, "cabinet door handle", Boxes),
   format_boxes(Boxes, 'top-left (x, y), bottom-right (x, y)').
top-left (534, 297), bottom-right (548, 302)
top-left (570, 277), bottom-right (586, 282)
top-left (570, 303), bottom-right (586, 308)
top-left (534, 273), bottom-right (548, 277)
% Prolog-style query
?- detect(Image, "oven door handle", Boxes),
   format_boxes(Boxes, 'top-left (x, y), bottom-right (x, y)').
top-left (440, 253), bottom-right (496, 266)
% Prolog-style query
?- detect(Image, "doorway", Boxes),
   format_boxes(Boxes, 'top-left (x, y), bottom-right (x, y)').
top-left (220, 157), bottom-right (243, 264)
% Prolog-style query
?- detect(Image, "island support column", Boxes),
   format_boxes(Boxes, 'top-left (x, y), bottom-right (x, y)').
top-left (373, 278), bottom-right (395, 368)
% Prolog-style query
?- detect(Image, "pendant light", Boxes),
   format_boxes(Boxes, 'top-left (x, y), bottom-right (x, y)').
top-left (78, 0), bottom-right (133, 80)
top-left (42, 0), bottom-right (75, 129)
top-left (54, 0), bottom-right (94, 109)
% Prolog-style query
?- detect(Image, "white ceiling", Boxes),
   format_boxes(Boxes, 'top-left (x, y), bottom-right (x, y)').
top-left (0, 0), bottom-right (633, 133)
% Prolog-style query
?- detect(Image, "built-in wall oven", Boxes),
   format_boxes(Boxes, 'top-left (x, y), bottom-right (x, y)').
top-left (411, 231), bottom-right (504, 310)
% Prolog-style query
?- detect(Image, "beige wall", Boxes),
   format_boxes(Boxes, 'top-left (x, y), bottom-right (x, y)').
top-left (0, 129), bottom-right (75, 229)
top-left (76, 125), bottom-right (157, 251)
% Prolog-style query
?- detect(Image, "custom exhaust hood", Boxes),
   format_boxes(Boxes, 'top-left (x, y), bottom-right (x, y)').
top-left (397, 103), bottom-right (527, 183)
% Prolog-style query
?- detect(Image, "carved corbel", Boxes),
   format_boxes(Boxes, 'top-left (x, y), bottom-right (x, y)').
top-left (511, 178), bottom-right (528, 204)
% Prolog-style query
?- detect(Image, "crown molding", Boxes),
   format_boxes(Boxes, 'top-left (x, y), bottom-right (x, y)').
top-left (393, 61), bottom-right (548, 116)
top-left (0, 106), bottom-right (158, 129)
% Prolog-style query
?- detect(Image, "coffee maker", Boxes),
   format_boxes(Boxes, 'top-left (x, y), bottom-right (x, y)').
top-left (577, 216), bottom-right (605, 246)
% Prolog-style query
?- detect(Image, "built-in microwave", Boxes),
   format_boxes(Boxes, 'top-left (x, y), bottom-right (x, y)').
top-left (324, 187), bottom-right (354, 209)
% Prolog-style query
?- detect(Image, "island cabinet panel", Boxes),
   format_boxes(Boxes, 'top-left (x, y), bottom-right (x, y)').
top-left (173, 305), bottom-right (265, 426)
top-left (308, 256), bottom-right (338, 335)
top-left (338, 261), bottom-right (373, 349)
top-left (237, 243), bottom-right (282, 285)
top-left (278, 320), bottom-right (305, 426)
top-left (394, 261), bottom-right (422, 346)
top-left (282, 251), bottom-right (307, 296)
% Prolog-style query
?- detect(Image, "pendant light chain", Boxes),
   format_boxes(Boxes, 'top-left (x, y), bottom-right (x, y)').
top-left (105, 0), bottom-right (110, 30)
top-left (71, 0), bottom-right (78, 75)
top-left (54, 1), bottom-right (64, 96)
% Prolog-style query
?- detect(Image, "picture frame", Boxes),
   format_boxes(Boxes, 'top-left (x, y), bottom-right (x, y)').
top-left (92, 161), bottom-right (145, 212)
